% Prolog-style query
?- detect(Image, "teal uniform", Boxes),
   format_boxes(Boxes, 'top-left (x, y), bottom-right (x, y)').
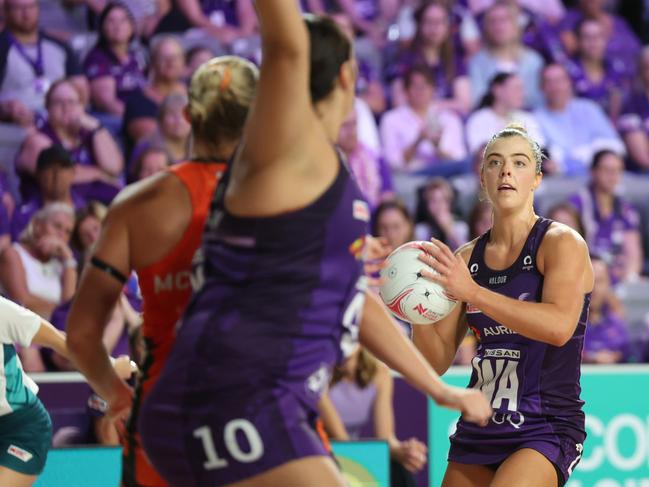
top-left (0, 297), bottom-right (52, 475)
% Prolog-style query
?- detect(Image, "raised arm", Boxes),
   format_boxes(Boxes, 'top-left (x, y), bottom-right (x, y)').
top-left (241, 2), bottom-right (313, 167)
top-left (421, 226), bottom-right (594, 347)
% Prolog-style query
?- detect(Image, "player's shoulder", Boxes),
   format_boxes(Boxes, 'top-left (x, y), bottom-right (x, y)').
top-left (455, 236), bottom-right (481, 264)
top-left (109, 172), bottom-right (186, 220)
top-left (542, 221), bottom-right (588, 251)
top-left (539, 221), bottom-right (589, 269)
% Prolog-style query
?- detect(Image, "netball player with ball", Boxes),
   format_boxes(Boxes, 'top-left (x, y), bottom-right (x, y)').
top-left (415, 123), bottom-right (594, 487)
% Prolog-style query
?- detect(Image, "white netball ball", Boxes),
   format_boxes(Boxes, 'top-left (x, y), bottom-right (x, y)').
top-left (379, 241), bottom-right (457, 325)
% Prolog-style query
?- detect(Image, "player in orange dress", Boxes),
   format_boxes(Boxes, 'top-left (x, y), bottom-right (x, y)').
top-left (66, 56), bottom-right (258, 487)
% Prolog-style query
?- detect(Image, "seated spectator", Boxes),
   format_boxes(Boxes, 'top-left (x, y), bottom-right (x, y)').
top-left (84, 2), bottom-right (147, 118)
top-left (331, 11), bottom-right (386, 119)
top-left (11, 145), bottom-right (86, 240)
top-left (372, 200), bottom-right (415, 252)
top-left (151, 0), bottom-right (257, 51)
top-left (185, 45), bottom-right (215, 81)
top-left (123, 35), bottom-right (187, 148)
top-left (566, 18), bottom-right (630, 120)
top-left (390, 2), bottom-right (471, 115)
top-left (0, 0), bottom-right (87, 127)
top-left (338, 106), bottom-right (392, 209)
top-left (568, 150), bottom-right (643, 283)
top-left (468, 2), bottom-right (544, 108)
top-left (71, 201), bottom-right (107, 265)
top-left (414, 177), bottom-right (468, 250)
top-left (466, 72), bottom-right (545, 156)
top-left (546, 202), bottom-right (585, 237)
top-left (129, 146), bottom-right (172, 182)
top-left (468, 0), bottom-right (566, 25)
top-left (0, 203), bottom-right (77, 371)
top-left (380, 66), bottom-right (466, 174)
top-left (335, 0), bottom-right (399, 49)
top-left (470, 1), bottom-right (566, 63)
top-left (134, 92), bottom-right (191, 164)
top-left (617, 47), bottom-right (649, 171)
top-left (559, 0), bottom-right (641, 76)
top-left (534, 63), bottom-right (625, 177)
top-left (16, 79), bottom-right (123, 205)
top-left (468, 199), bottom-right (492, 239)
top-left (320, 347), bottom-right (427, 487)
top-left (583, 257), bottom-right (629, 364)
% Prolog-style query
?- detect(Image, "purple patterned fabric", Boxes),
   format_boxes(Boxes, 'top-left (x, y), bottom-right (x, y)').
top-left (83, 46), bottom-right (146, 102)
top-left (140, 157), bottom-right (369, 485)
top-left (566, 57), bottom-right (631, 114)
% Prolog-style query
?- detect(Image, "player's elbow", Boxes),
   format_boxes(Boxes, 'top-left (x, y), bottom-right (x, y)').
top-left (547, 324), bottom-right (574, 347)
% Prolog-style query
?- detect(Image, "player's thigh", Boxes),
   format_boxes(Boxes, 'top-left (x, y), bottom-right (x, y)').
top-left (225, 455), bottom-right (345, 487)
top-left (0, 466), bottom-right (37, 487)
top-left (491, 448), bottom-right (558, 487)
top-left (441, 461), bottom-right (495, 487)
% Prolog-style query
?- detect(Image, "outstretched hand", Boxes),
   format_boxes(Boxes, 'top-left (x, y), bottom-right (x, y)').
top-left (418, 238), bottom-right (479, 303)
top-left (364, 235), bottom-right (390, 286)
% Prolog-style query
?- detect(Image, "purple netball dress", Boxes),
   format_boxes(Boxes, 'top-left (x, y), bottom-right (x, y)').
top-left (449, 217), bottom-right (589, 485)
top-left (139, 155), bottom-right (370, 486)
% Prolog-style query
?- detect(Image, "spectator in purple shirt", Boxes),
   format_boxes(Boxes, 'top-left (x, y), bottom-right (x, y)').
top-left (151, 0), bottom-right (257, 49)
top-left (566, 18), bottom-right (630, 120)
top-left (583, 257), bottom-right (629, 364)
top-left (336, 0), bottom-right (399, 48)
top-left (568, 150), bottom-right (643, 284)
top-left (618, 47), bottom-right (649, 171)
top-left (16, 78), bottom-right (124, 205)
top-left (559, 0), bottom-right (641, 76)
top-left (11, 145), bottom-right (86, 241)
top-left (391, 2), bottom-right (471, 115)
top-left (84, 2), bottom-right (147, 118)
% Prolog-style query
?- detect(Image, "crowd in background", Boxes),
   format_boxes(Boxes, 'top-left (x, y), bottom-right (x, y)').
top-left (0, 0), bottom-right (648, 473)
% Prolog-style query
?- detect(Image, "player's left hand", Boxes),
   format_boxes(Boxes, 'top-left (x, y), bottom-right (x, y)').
top-left (418, 238), bottom-right (479, 303)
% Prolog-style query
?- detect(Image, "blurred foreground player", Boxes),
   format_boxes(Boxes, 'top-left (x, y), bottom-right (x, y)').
top-left (66, 55), bottom-right (258, 487)
top-left (139, 3), bottom-right (491, 487)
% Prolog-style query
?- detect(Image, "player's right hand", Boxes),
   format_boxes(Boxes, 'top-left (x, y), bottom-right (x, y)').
top-left (441, 386), bottom-right (492, 427)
